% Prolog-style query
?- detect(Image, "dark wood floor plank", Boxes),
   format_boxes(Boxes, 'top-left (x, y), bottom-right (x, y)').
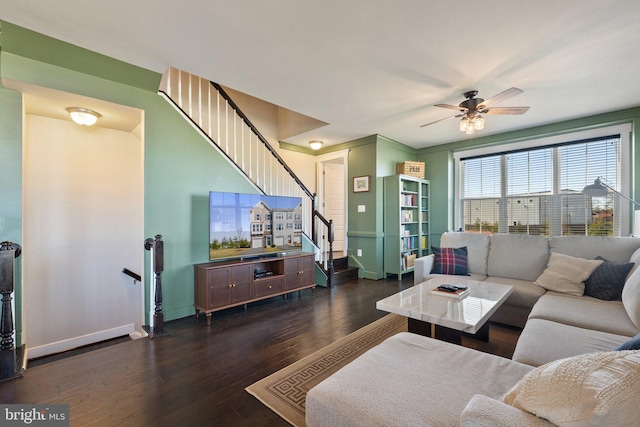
top-left (0, 276), bottom-right (520, 426)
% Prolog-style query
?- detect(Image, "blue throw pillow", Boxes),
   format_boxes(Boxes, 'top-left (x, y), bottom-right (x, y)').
top-left (616, 332), bottom-right (640, 350)
top-left (431, 246), bottom-right (468, 276)
top-left (584, 260), bottom-right (634, 301)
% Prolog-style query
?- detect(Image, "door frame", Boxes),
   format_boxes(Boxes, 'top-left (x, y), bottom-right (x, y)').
top-left (315, 149), bottom-right (350, 259)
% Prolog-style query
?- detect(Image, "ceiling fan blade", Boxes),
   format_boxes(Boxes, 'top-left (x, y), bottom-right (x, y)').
top-left (435, 103), bottom-right (467, 112)
top-left (484, 106), bottom-right (530, 115)
top-left (420, 114), bottom-right (461, 128)
top-left (478, 87), bottom-right (523, 109)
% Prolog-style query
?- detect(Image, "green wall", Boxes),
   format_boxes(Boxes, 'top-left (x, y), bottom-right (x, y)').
top-left (326, 135), bottom-right (420, 279)
top-left (0, 22), bottom-right (258, 333)
top-left (0, 82), bottom-right (24, 340)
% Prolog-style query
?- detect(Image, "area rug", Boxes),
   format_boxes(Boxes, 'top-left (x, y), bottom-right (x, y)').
top-left (246, 314), bottom-right (407, 426)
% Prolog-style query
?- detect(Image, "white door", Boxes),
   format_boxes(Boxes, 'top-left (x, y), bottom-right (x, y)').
top-left (23, 113), bottom-right (144, 358)
top-left (324, 161), bottom-right (346, 255)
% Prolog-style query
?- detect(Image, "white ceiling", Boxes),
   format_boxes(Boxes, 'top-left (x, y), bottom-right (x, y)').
top-left (1, 0), bottom-right (639, 149)
top-left (3, 79), bottom-right (143, 132)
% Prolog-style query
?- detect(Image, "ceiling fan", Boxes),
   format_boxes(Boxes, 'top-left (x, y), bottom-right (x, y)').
top-left (420, 87), bottom-right (529, 135)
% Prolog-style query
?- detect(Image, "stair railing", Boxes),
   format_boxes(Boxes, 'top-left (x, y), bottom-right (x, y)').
top-left (312, 210), bottom-right (334, 288)
top-left (158, 67), bottom-right (314, 238)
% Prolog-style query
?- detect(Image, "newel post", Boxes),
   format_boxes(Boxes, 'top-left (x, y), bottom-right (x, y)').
top-left (143, 235), bottom-right (168, 338)
top-left (0, 241), bottom-right (24, 382)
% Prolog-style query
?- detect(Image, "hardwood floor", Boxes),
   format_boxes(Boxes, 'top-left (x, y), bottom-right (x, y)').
top-left (0, 276), bottom-right (520, 426)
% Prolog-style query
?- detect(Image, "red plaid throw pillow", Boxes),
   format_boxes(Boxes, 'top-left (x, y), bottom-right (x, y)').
top-left (431, 246), bottom-right (468, 275)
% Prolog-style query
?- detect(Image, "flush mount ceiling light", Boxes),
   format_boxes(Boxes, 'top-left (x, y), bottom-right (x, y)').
top-left (308, 140), bottom-right (324, 150)
top-left (66, 107), bottom-right (101, 126)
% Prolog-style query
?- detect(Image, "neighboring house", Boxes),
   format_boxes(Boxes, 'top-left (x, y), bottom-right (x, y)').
top-left (250, 201), bottom-right (303, 248)
top-left (250, 201), bottom-right (272, 248)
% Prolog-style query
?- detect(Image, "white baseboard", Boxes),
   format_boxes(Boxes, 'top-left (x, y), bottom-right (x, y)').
top-left (26, 324), bottom-right (135, 360)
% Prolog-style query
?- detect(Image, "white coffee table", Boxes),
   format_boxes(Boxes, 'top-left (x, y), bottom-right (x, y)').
top-left (376, 277), bottom-right (513, 344)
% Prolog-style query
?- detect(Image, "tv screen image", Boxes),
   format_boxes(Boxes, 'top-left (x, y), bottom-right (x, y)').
top-left (209, 191), bottom-right (303, 261)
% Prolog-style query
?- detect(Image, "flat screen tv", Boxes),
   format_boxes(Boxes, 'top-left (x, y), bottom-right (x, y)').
top-left (209, 191), bottom-right (303, 261)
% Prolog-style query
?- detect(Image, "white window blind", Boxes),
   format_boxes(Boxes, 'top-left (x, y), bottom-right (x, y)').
top-left (460, 135), bottom-right (623, 236)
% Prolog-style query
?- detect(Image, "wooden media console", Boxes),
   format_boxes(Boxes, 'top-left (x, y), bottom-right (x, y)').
top-left (193, 252), bottom-right (316, 325)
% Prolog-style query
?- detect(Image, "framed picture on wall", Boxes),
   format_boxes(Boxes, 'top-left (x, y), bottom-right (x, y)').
top-left (353, 175), bottom-right (370, 193)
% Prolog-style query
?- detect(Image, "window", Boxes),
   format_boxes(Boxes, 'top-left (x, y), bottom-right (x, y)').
top-left (456, 125), bottom-right (631, 237)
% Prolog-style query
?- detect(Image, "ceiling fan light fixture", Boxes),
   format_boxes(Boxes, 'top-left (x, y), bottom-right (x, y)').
top-left (474, 115), bottom-right (484, 130)
top-left (459, 117), bottom-right (469, 132)
top-left (465, 124), bottom-right (475, 135)
top-left (66, 107), bottom-right (101, 126)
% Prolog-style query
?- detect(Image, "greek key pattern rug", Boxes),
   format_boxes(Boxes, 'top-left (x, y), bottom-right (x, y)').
top-left (246, 314), bottom-right (407, 426)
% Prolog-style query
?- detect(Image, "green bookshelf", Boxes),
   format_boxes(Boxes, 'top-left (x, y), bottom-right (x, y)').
top-left (383, 174), bottom-right (430, 279)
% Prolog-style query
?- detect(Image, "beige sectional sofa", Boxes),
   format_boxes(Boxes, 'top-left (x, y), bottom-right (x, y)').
top-left (414, 232), bottom-right (640, 366)
top-left (306, 232), bottom-right (640, 426)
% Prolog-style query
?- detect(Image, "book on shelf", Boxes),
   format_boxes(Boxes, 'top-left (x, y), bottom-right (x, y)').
top-left (430, 286), bottom-right (470, 299)
top-left (401, 236), bottom-right (417, 251)
top-left (401, 193), bottom-right (417, 206)
top-left (401, 209), bottom-right (415, 222)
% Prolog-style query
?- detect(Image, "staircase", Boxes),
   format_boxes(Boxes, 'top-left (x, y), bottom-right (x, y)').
top-left (329, 256), bottom-right (359, 285)
top-left (158, 68), bottom-right (358, 286)
top-left (158, 67), bottom-right (314, 231)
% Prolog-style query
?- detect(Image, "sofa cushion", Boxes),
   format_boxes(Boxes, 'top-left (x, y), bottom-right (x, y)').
top-left (550, 235), bottom-right (640, 263)
top-left (584, 260), bottom-right (634, 300)
top-left (461, 395), bottom-right (556, 427)
top-left (440, 232), bottom-right (491, 276)
top-left (528, 292), bottom-right (639, 337)
top-left (627, 246), bottom-right (640, 277)
top-left (533, 252), bottom-right (602, 296)
top-left (305, 332), bottom-right (533, 427)
top-left (503, 350), bottom-right (640, 427)
top-left (617, 332), bottom-right (640, 350)
top-left (621, 266), bottom-right (640, 330)
top-left (485, 276), bottom-right (546, 309)
top-left (460, 394), bottom-right (555, 427)
top-left (488, 234), bottom-right (549, 281)
top-left (512, 318), bottom-right (631, 367)
top-left (431, 246), bottom-right (468, 275)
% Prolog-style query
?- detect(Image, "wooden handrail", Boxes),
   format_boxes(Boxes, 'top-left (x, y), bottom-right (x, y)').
top-left (211, 82), bottom-right (314, 200)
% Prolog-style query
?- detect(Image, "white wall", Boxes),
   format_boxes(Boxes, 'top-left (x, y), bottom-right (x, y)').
top-left (23, 114), bottom-right (144, 358)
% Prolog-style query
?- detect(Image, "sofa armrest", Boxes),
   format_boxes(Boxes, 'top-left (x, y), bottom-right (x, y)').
top-left (414, 254), bottom-right (434, 286)
top-left (460, 395), bottom-right (555, 427)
